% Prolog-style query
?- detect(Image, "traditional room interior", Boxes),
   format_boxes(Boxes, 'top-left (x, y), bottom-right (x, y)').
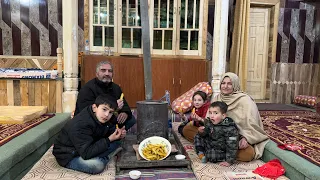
top-left (0, 0), bottom-right (319, 180)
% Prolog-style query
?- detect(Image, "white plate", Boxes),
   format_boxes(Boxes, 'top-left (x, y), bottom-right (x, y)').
top-left (138, 136), bottom-right (171, 161)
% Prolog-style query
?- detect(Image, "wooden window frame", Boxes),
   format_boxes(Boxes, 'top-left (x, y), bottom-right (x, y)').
top-left (89, 0), bottom-right (208, 57)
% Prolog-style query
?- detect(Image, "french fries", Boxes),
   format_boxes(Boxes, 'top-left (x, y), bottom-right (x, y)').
top-left (192, 108), bottom-right (195, 113)
top-left (116, 124), bottom-right (119, 129)
top-left (120, 93), bottom-right (124, 100)
top-left (142, 144), bottom-right (167, 160)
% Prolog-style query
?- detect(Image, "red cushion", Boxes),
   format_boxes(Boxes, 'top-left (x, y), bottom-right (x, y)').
top-left (293, 95), bottom-right (316, 109)
top-left (171, 82), bottom-right (212, 113)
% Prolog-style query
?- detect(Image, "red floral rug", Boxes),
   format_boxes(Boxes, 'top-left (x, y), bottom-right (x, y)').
top-left (260, 111), bottom-right (320, 166)
top-left (0, 114), bottom-right (54, 146)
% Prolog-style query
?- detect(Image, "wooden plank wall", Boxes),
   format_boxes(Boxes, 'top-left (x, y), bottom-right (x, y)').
top-left (0, 79), bottom-right (57, 113)
top-left (0, 56), bottom-right (61, 113)
top-left (271, 63), bottom-right (320, 103)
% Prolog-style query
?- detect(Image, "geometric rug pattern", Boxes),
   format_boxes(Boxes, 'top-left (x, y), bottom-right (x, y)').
top-left (260, 110), bottom-right (320, 166)
top-left (171, 122), bottom-right (288, 180)
top-left (22, 146), bottom-right (116, 180)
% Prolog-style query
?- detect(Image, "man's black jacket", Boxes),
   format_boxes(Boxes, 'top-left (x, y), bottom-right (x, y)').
top-left (74, 78), bottom-right (132, 119)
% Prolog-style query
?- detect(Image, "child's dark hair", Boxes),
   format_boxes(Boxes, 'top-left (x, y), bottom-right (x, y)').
top-left (210, 101), bottom-right (228, 114)
top-left (94, 94), bottom-right (118, 109)
top-left (192, 91), bottom-right (207, 101)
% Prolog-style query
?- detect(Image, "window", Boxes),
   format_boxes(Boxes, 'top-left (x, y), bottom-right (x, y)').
top-left (119, 0), bottom-right (142, 54)
top-left (89, 0), bottom-right (204, 56)
top-left (90, 0), bottom-right (117, 52)
top-left (178, 0), bottom-right (203, 55)
top-left (151, 0), bottom-right (176, 55)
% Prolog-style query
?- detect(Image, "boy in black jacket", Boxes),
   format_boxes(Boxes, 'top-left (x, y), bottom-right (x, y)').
top-left (194, 101), bottom-right (239, 166)
top-left (53, 94), bottom-right (126, 174)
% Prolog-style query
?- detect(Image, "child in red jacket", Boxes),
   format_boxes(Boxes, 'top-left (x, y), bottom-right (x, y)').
top-left (178, 91), bottom-right (210, 142)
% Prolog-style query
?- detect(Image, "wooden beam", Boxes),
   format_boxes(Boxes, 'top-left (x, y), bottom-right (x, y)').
top-left (0, 55), bottom-right (57, 60)
top-left (271, 2), bottom-right (280, 63)
top-left (251, 0), bottom-right (280, 6)
top-left (201, 0), bottom-right (209, 59)
top-left (56, 48), bottom-right (63, 113)
top-left (211, 0), bottom-right (229, 96)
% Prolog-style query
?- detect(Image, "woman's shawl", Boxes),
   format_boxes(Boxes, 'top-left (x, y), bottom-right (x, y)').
top-left (211, 72), bottom-right (269, 159)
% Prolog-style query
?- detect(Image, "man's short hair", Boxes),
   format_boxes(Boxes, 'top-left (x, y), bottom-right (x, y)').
top-left (96, 61), bottom-right (113, 73)
top-left (210, 101), bottom-right (228, 114)
top-left (94, 94), bottom-right (118, 109)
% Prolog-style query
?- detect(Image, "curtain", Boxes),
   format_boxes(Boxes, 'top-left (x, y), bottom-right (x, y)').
top-left (230, 0), bottom-right (250, 91)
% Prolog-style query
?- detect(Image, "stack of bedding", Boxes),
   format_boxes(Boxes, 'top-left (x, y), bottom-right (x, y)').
top-left (0, 68), bottom-right (58, 79)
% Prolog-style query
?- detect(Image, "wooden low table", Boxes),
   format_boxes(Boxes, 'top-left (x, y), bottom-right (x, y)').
top-left (116, 134), bottom-right (191, 172)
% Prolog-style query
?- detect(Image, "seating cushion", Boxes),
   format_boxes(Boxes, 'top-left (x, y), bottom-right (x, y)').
top-left (0, 113), bottom-right (70, 180)
top-left (171, 82), bottom-right (212, 113)
top-left (293, 95), bottom-right (317, 109)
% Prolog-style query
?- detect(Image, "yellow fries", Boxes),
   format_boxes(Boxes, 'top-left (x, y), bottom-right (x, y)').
top-left (142, 144), bottom-right (167, 160)
top-left (116, 124), bottom-right (119, 129)
top-left (120, 93), bottom-right (124, 100)
top-left (192, 108), bottom-right (195, 113)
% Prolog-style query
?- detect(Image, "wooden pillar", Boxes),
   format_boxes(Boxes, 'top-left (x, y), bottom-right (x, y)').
top-left (62, 0), bottom-right (79, 113)
top-left (56, 48), bottom-right (63, 113)
top-left (211, 0), bottom-right (229, 96)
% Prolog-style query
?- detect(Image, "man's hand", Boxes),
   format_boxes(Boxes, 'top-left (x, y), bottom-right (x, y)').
top-left (219, 161), bottom-right (231, 167)
top-left (239, 137), bottom-right (249, 149)
top-left (120, 126), bottom-right (126, 139)
top-left (117, 112), bottom-right (128, 124)
top-left (198, 126), bottom-right (205, 133)
top-left (117, 99), bottom-right (124, 110)
top-left (108, 128), bottom-right (121, 142)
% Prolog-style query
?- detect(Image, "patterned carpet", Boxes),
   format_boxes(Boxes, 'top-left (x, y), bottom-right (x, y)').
top-left (22, 146), bottom-right (116, 180)
top-left (0, 114), bottom-right (54, 146)
top-left (260, 111), bottom-right (320, 166)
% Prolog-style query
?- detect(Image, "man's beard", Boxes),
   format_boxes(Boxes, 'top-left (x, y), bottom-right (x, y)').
top-left (100, 76), bottom-right (112, 83)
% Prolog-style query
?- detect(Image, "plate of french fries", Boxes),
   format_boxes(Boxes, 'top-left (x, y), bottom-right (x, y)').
top-left (138, 136), bottom-right (171, 161)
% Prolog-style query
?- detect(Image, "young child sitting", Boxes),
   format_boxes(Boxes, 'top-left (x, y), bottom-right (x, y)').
top-left (178, 91), bottom-right (210, 142)
top-left (53, 94), bottom-right (126, 174)
top-left (194, 101), bottom-right (239, 167)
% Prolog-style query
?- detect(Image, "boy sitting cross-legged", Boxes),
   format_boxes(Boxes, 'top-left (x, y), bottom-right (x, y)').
top-left (194, 101), bottom-right (239, 167)
top-left (53, 94), bottom-right (126, 174)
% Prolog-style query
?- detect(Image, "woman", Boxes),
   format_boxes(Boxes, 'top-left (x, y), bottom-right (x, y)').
top-left (211, 72), bottom-right (269, 161)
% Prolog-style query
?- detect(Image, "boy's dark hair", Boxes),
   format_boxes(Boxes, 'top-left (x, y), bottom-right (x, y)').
top-left (210, 101), bottom-right (228, 114)
top-left (94, 94), bottom-right (118, 109)
top-left (192, 91), bottom-right (207, 101)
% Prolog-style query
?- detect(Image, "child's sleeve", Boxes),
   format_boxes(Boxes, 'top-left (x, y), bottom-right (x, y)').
top-left (225, 125), bottom-right (239, 164)
top-left (69, 125), bottom-right (111, 160)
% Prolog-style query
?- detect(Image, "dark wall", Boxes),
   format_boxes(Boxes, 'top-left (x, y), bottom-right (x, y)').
top-left (206, 0), bottom-right (235, 61)
top-left (0, 0), bottom-right (84, 56)
top-left (277, 0), bottom-right (320, 63)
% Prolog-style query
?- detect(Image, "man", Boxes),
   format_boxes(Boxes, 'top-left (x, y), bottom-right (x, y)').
top-left (74, 61), bottom-right (136, 130)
